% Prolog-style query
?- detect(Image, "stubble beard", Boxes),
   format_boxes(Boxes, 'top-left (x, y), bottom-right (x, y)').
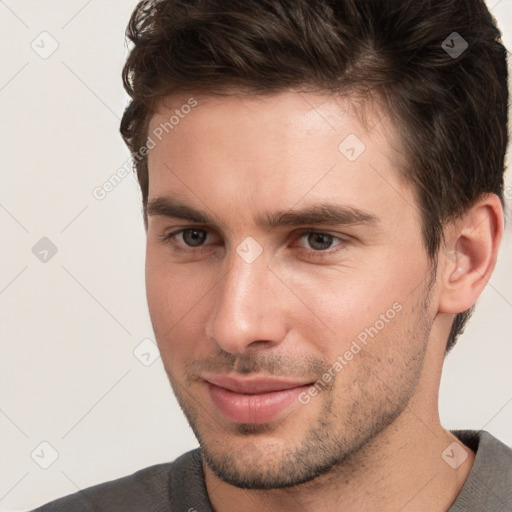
top-left (163, 275), bottom-right (436, 489)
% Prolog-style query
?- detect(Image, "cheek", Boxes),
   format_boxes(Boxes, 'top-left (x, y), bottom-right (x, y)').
top-left (145, 247), bottom-right (217, 352)
top-left (146, 243), bottom-right (206, 310)
top-left (145, 248), bottom-right (184, 328)
top-left (277, 256), bottom-right (423, 356)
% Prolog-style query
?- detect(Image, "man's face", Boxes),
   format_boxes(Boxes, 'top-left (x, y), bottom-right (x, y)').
top-left (145, 91), bottom-right (437, 489)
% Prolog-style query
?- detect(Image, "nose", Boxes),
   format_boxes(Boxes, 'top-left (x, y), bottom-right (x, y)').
top-left (204, 247), bottom-right (289, 354)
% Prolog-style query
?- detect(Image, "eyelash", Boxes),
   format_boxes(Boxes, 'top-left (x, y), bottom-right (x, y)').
top-left (157, 228), bottom-right (349, 259)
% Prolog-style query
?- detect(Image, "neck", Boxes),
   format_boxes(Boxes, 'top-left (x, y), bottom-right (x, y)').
top-left (203, 406), bottom-right (475, 512)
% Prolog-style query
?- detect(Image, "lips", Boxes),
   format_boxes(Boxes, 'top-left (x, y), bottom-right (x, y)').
top-left (204, 374), bottom-right (314, 424)
top-left (205, 375), bottom-right (311, 394)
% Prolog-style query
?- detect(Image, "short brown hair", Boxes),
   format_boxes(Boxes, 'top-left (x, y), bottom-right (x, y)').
top-left (120, 0), bottom-right (509, 352)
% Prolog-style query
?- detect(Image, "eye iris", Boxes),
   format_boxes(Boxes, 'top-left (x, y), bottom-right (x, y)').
top-left (308, 233), bottom-right (333, 250)
top-left (183, 229), bottom-right (207, 246)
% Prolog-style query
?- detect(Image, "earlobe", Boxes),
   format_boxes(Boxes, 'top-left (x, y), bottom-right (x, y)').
top-left (438, 194), bottom-right (504, 315)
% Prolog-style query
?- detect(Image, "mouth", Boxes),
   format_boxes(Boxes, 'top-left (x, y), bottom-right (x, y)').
top-left (203, 375), bottom-right (314, 424)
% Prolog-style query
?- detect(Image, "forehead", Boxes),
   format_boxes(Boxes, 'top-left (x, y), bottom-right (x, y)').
top-left (145, 90), bottom-right (416, 230)
top-left (148, 90), bottom-right (392, 150)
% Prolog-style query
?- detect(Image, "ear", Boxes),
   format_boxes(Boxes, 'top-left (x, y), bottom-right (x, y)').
top-left (438, 194), bottom-right (504, 314)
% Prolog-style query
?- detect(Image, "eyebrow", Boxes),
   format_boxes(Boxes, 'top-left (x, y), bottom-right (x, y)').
top-left (146, 196), bottom-right (379, 230)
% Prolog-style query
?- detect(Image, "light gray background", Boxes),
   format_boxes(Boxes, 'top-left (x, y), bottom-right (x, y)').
top-left (0, 1), bottom-right (511, 510)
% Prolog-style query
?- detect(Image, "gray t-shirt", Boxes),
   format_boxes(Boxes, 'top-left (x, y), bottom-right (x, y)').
top-left (30, 430), bottom-right (512, 511)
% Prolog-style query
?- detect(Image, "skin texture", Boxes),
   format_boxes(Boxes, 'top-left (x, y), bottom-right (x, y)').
top-left (144, 91), bottom-right (502, 511)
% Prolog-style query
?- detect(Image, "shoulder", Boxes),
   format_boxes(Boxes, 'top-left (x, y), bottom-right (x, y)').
top-left (450, 430), bottom-right (512, 511)
top-left (29, 449), bottom-right (205, 512)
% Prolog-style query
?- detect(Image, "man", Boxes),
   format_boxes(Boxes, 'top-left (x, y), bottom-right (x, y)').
top-left (32, 0), bottom-right (511, 510)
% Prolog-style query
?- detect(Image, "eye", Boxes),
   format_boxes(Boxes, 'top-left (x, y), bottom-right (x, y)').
top-left (158, 227), bottom-right (213, 251)
top-left (293, 230), bottom-right (348, 257)
top-left (158, 227), bottom-right (349, 259)
top-left (300, 232), bottom-right (339, 251)
top-left (177, 228), bottom-right (208, 247)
